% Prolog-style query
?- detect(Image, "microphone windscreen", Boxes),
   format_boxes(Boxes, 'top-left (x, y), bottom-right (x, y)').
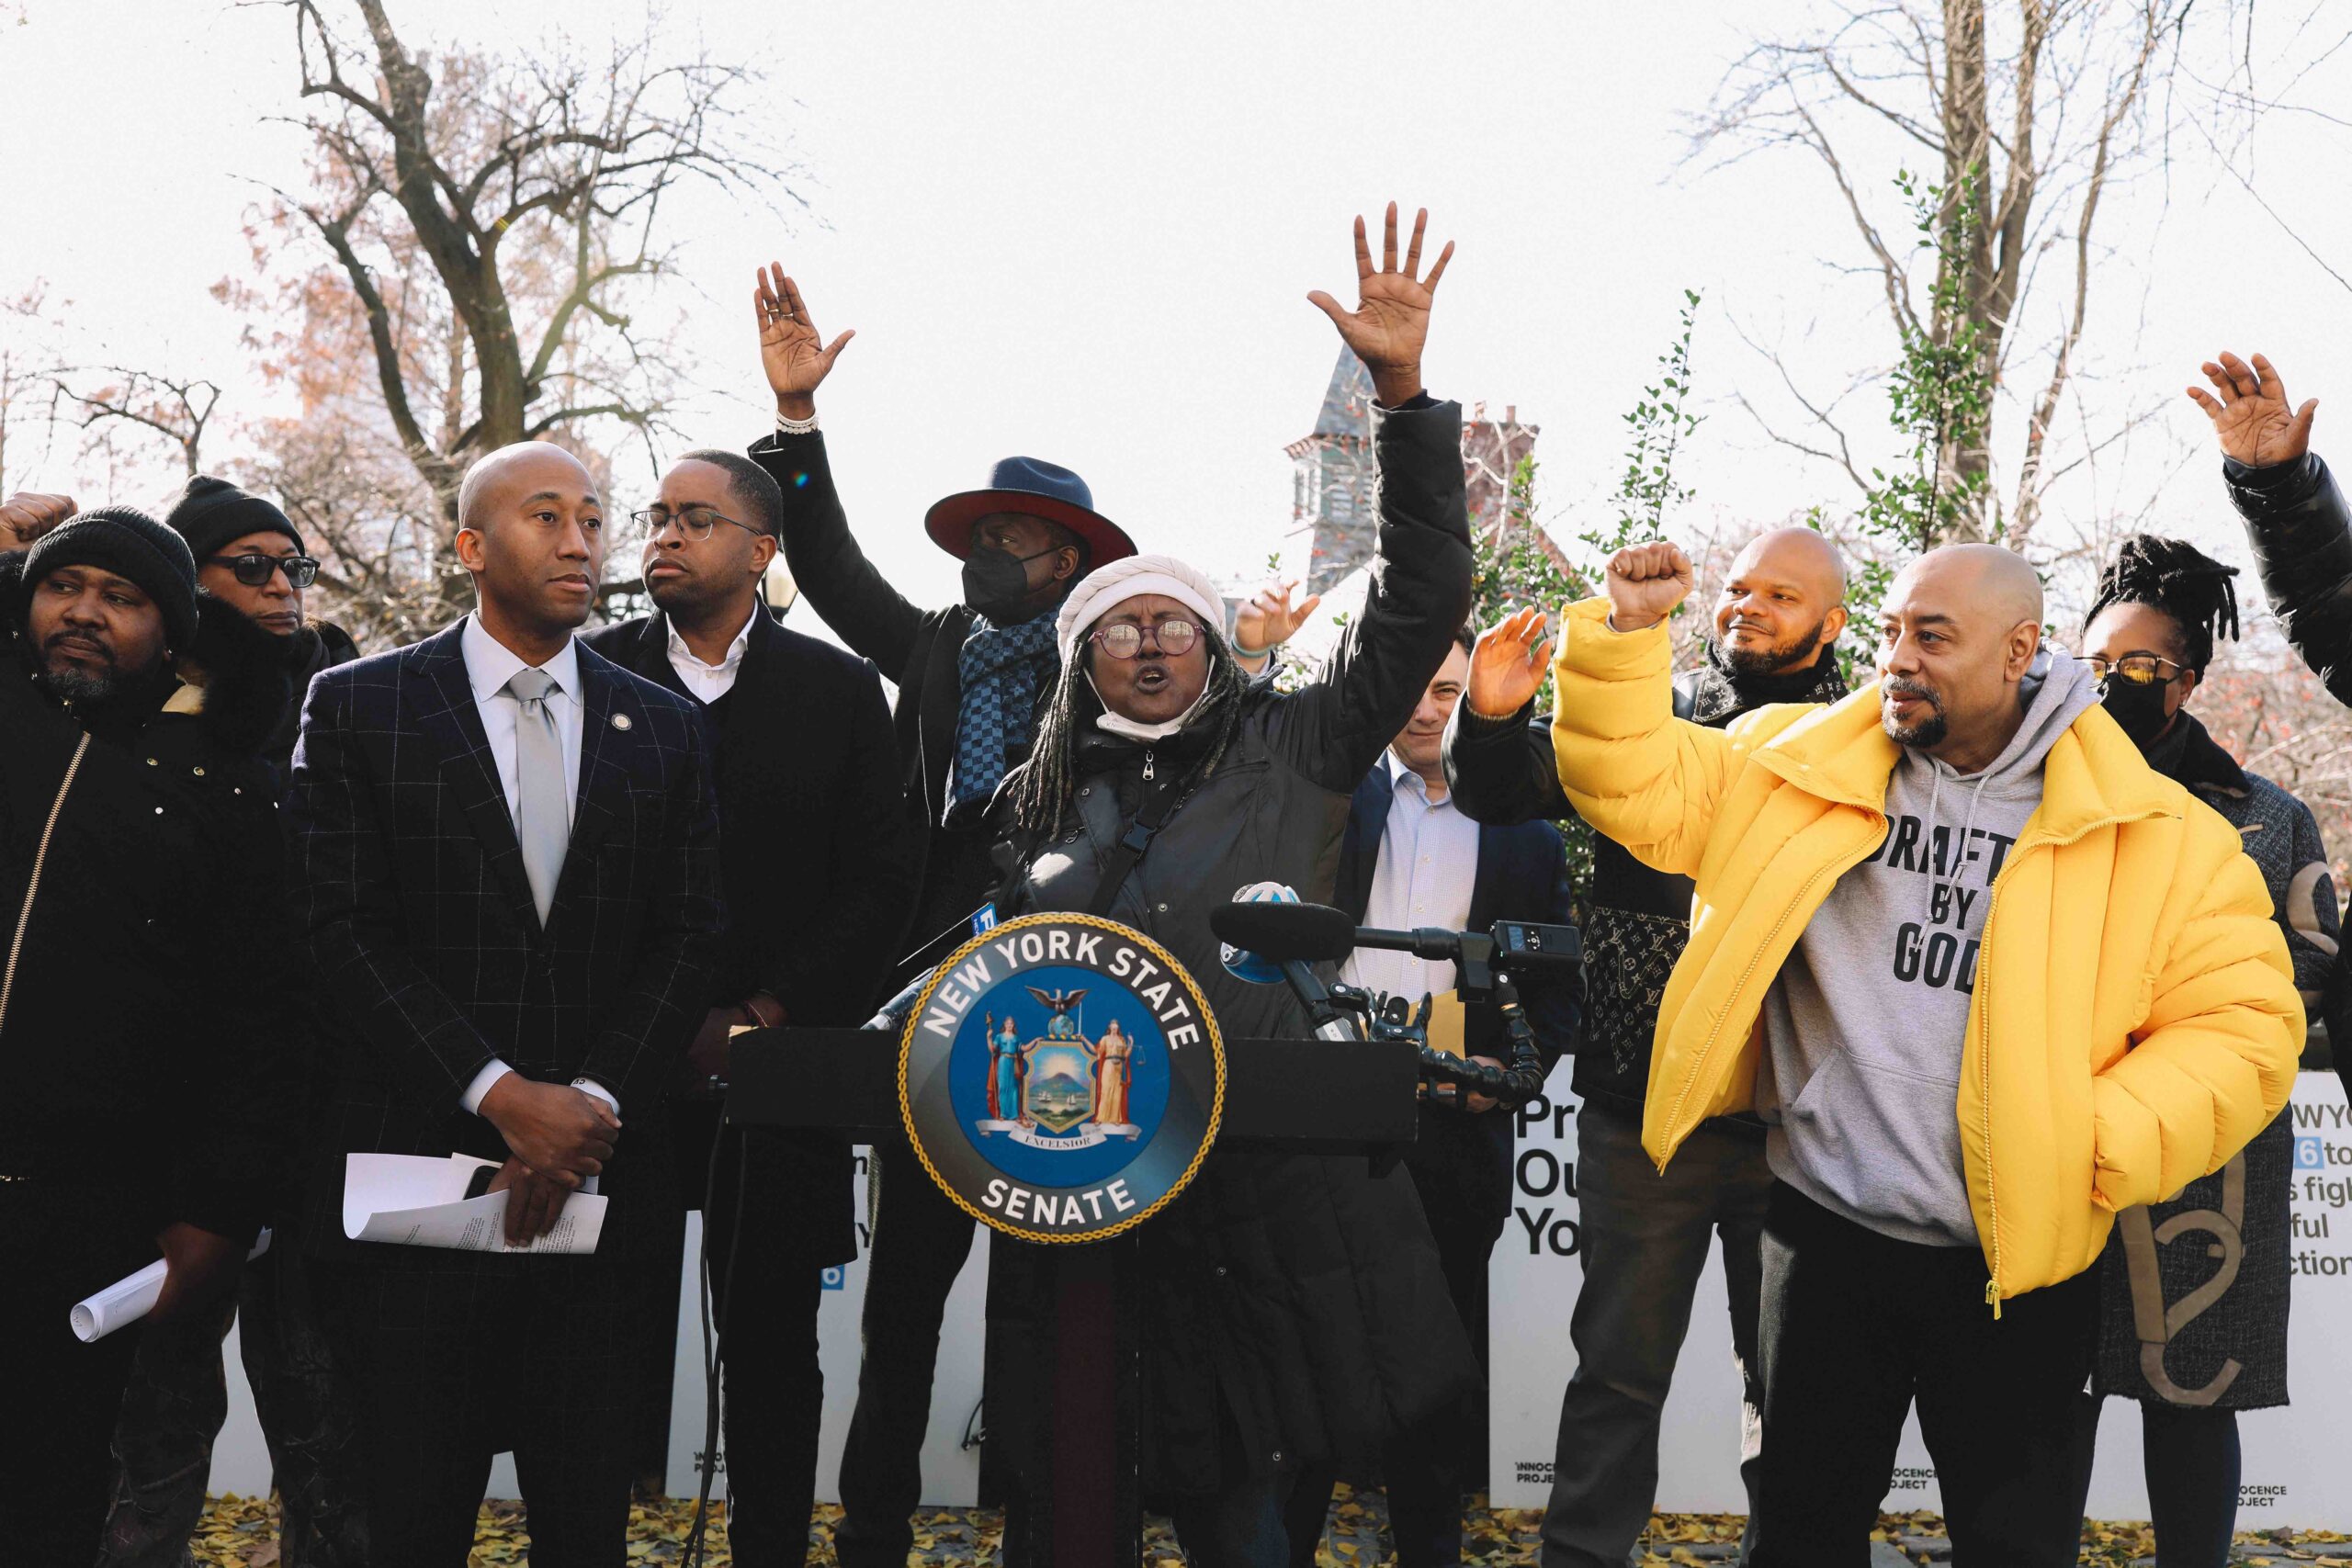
top-left (1209, 899), bottom-right (1358, 963)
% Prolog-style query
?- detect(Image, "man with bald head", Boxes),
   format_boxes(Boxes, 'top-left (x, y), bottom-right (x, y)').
top-left (1444, 525), bottom-right (1848, 1566)
top-left (1477, 539), bottom-right (2300, 1563)
top-left (288, 441), bottom-right (722, 1564)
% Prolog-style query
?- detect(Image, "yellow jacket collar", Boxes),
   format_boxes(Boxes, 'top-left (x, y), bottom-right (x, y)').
top-left (1749, 678), bottom-right (2174, 837)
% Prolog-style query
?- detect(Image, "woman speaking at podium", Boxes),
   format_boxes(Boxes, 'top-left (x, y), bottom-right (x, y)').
top-left (973, 203), bottom-right (1479, 1568)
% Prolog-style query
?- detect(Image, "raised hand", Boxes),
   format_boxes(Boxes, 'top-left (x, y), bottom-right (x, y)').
top-left (755, 264), bottom-right (856, 421)
top-left (2188, 351), bottom-right (2317, 468)
top-left (1233, 579), bottom-right (1324, 656)
top-left (1466, 607), bottom-right (1554, 718)
top-left (1307, 202), bottom-right (1453, 407)
top-left (1605, 542), bottom-right (1694, 633)
top-left (0, 491), bottom-right (77, 546)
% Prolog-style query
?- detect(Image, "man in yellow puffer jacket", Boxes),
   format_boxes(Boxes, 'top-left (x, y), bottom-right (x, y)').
top-left (1471, 540), bottom-right (2300, 1567)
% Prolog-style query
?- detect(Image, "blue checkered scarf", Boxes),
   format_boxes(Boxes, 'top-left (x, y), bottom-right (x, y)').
top-left (947, 610), bottom-right (1059, 823)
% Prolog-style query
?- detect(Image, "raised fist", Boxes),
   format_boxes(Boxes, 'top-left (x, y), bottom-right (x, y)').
top-left (1604, 542), bottom-right (1694, 633)
top-left (1, 491), bottom-right (77, 546)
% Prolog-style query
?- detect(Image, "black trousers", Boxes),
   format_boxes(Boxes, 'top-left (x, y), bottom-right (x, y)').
top-left (0, 1179), bottom-right (152, 1567)
top-left (831, 1140), bottom-right (978, 1568)
top-left (698, 1122), bottom-right (830, 1568)
top-left (325, 1245), bottom-right (644, 1568)
top-left (1750, 1183), bottom-right (2098, 1568)
top-left (1286, 1151), bottom-right (1509, 1568)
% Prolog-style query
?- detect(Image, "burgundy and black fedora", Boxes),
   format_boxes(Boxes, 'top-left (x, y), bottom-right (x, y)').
top-left (922, 456), bottom-right (1136, 566)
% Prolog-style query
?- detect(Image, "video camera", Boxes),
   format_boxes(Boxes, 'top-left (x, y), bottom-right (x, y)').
top-left (1207, 898), bottom-right (1581, 1112)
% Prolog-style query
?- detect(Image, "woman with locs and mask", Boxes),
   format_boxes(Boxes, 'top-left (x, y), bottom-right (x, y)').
top-left (973, 206), bottom-right (1479, 1568)
top-left (2071, 536), bottom-right (2342, 1565)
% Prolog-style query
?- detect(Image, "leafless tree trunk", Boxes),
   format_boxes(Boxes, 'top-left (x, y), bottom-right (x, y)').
top-left (1695, 0), bottom-right (2266, 550)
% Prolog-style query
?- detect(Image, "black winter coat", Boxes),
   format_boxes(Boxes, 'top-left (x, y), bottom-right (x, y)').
top-left (2228, 452), bottom-right (2352, 704)
top-left (984, 397), bottom-right (1480, 1496)
top-left (0, 553), bottom-right (301, 1247)
top-left (261, 619), bottom-right (361, 785)
top-left (751, 430), bottom-right (1023, 957)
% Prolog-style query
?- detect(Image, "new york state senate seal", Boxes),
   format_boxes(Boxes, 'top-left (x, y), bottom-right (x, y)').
top-left (897, 912), bottom-right (1226, 1243)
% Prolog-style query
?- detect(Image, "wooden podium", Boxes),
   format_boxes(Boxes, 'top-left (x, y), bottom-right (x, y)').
top-left (726, 1026), bottom-right (1422, 1566)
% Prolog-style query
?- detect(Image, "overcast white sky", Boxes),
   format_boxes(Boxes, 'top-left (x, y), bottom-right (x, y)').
top-left (3, 0), bottom-right (2348, 637)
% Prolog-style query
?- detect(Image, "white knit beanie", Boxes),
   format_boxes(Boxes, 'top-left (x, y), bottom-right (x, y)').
top-left (1054, 553), bottom-right (1227, 665)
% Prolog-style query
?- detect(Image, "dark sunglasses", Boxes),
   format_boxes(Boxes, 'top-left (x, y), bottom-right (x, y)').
top-left (208, 553), bottom-right (321, 588)
top-left (2085, 653), bottom-right (2188, 686)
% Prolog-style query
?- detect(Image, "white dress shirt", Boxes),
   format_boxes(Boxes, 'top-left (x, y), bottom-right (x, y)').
top-left (1341, 750), bottom-right (1481, 1006)
top-left (664, 605), bottom-right (757, 703)
top-left (453, 615), bottom-right (619, 1120)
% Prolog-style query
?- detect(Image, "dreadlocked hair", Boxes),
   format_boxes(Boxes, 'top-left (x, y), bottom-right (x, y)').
top-left (1003, 628), bottom-right (1253, 840)
top-left (2082, 534), bottom-right (2243, 674)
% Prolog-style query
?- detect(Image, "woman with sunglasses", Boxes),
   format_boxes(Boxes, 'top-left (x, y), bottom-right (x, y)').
top-left (164, 474), bottom-right (359, 783)
top-left (153, 472), bottom-right (367, 1567)
top-left (2073, 534), bottom-right (2342, 1564)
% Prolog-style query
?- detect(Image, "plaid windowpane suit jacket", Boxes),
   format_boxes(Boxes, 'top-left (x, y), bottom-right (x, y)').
top-left (286, 619), bottom-right (722, 1256)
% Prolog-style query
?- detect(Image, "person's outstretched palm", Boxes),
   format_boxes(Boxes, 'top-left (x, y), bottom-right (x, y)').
top-left (755, 263), bottom-right (855, 412)
top-left (2188, 350), bottom-right (2318, 468)
top-left (1467, 607), bottom-right (1554, 717)
top-left (1308, 203), bottom-right (1453, 406)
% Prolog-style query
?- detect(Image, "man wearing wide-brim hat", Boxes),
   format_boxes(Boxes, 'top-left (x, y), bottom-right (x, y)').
top-left (742, 266), bottom-right (1135, 1568)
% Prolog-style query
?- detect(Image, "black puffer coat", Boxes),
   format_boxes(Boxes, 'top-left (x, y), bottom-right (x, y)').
top-left (0, 553), bottom-right (301, 1249)
top-left (2227, 451), bottom-right (2352, 703)
top-left (983, 398), bottom-right (1478, 1497)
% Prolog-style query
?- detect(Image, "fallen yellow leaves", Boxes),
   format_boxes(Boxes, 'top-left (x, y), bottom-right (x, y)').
top-left (183, 1492), bottom-right (2352, 1565)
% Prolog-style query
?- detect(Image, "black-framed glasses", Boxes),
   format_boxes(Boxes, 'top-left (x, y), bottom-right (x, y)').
top-left (629, 505), bottom-right (766, 541)
top-left (207, 553), bottom-right (320, 588)
top-left (2086, 653), bottom-right (2188, 686)
top-left (1090, 619), bottom-right (1201, 660)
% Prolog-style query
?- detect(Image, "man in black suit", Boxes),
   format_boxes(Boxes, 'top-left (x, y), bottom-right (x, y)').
top-left (288, 442), bottom-right (721, 1566)
top-left (1292, 626), bottom-right (1577, 1568)
top-left (582, 448), bottom-right (918, 1567)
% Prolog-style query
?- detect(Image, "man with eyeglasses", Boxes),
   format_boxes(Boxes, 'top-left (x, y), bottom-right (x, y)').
top-left (164, 475), bottom-right (360, 783)
top-left (741, 264), bottom-right (1139, 1567)
top-left (582, 449), bottom-right (916, 1568)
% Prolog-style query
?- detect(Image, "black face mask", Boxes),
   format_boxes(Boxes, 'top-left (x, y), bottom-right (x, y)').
top-left (2098, 676), bottom-right (2175, 751)
top-left (962, 545), bottom-right (1058, 624)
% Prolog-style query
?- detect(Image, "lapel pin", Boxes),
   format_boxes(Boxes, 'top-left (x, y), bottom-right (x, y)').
top-left (611, 712), bottom-right (634, 731)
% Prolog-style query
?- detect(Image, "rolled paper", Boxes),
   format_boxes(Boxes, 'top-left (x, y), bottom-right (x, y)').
top-left (69, 1229), bottom-right (273, 1343)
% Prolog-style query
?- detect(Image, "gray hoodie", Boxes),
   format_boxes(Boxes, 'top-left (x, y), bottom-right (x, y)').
top-left (1754, 649), bottom-right (2102, 1247)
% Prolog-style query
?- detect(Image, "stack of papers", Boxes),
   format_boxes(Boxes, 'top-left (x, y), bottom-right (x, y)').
top-left (342, 1153), bottom-right (606, 1255)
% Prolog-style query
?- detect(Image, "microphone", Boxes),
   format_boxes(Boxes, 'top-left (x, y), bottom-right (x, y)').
top-left (1210, 900), bottom-right (1359, 964)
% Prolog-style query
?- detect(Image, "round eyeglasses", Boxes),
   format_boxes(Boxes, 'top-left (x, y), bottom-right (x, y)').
top-left (629, 505), bottom-right (767, 541)
top-left (1089, 619), bottom-right (1202, 660)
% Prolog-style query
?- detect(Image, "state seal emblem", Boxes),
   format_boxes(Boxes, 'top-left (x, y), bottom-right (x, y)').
top-left (898, 912), bottom-right (1225, 1242)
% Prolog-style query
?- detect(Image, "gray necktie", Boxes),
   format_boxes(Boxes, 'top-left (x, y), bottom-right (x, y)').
top-left (504, 667), bottom-right (568, 926)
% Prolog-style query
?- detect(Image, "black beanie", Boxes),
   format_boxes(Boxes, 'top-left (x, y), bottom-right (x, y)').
top-left (163, 474), bottom-right (303, 563)
top-left (21, 507), bottom-right (201, 650)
